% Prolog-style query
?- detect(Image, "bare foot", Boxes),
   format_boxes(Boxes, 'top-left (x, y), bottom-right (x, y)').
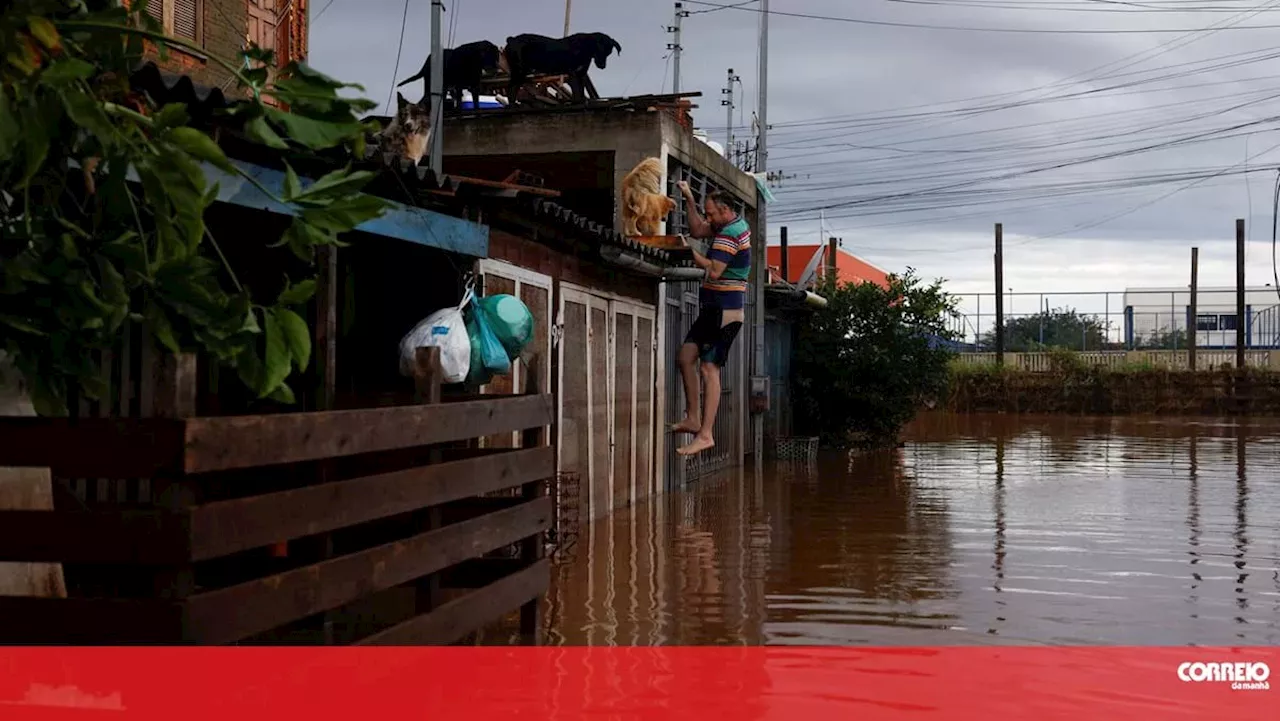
top-left (669, 417), bottom-right (701, 434)
top-left (677, 435), bottom-right (715, 456)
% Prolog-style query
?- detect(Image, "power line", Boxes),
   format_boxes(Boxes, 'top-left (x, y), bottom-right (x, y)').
top-left (683, 0), bottom-right (1280, 31)
top-left (882, 0), bottom-right (1280, 11)
top-left (447, 0), bottom-right (461, 47)
top-left (384, 0), bottom-right (413, 114)
top-left (314, 0), bottom-right (338, 23)
top-left (689, 0), bottom-right (757, 14)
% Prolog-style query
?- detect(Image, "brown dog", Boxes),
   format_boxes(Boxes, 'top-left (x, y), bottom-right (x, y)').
top-left (621, 157), bottom-right (676, 236)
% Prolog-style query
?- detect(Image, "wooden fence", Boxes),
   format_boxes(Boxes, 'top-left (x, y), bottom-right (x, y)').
top-left (954, 350), bottom-right (1280, 372)
top-left (0, 349), bottom-right (554, 645)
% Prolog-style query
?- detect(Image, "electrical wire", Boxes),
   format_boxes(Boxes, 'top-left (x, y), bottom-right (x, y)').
top-left (1272, 169), bottom-right (1280, 303)
top-left (688, 0), bottom-right (757, 14)
top-left (384, 0), bottom-right (413, 114)
top-left (314, 0), bottom-right (338, 23)
top-left (683, 0), bottom-right (1280, 32)
top-left (447, 0), bottom-right (461, 47)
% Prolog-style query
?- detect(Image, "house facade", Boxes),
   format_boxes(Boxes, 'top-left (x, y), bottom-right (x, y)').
top-left (440, 103), bottom-right (764, 518)
top-left (766, 243), bottom-right (890, 289)
top-left (124, 0), bottom-right (306, 90)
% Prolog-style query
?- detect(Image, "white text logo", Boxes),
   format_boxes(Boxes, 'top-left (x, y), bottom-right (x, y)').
top-left (1177, 662), bottom-right (1270, 691)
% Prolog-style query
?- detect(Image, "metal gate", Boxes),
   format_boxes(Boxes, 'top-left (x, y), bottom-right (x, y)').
top-left (663, 280), bottom-right (744, 490)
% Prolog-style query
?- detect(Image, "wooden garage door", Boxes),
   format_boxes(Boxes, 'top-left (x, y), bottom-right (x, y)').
top-left (558, 285), bottom-right (656, 520)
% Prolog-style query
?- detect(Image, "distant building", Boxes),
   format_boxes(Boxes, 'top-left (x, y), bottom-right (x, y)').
top-left (1123, 285), bottom-right (1280, 349)
top-left (765, 244), bottom-right (890, 289)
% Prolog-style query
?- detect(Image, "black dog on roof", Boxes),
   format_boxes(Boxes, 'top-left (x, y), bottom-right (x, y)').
top-left (503, 32), bottom-right (622, 105)
top-left (398, 40), bottom-right (503, 110)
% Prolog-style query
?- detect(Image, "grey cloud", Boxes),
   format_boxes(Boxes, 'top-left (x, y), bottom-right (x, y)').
top-left (311, 0), bottom-right (1280, 298)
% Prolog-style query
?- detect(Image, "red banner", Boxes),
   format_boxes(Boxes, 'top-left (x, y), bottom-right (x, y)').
top-left (0, 647), bottom-right (1273, 720)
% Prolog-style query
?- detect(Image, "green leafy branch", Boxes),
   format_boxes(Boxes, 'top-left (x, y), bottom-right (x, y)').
top-left (1, 0), bottom-right (389, 414)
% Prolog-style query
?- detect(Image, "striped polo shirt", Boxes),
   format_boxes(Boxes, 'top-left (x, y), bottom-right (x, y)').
top-left (700, 215), bottom-right (751, 310)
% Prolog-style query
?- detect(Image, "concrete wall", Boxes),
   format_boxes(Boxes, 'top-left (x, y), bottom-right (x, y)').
top-left (442, 110), bottom-right (765, 235)
top-left (443, 112), bottom-right (664, 234)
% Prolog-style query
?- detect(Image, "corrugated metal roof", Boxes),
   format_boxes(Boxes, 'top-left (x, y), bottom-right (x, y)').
top-left (128, 61), bottom-right (233, 116)
top-left (361, 144), bottom-right (687, 266)
top-left (125, 62), bottom-right (691, 269)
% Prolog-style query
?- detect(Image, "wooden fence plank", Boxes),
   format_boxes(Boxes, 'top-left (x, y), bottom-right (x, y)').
top-left (439, 558), bottom-right (529, 588)
top-left (354, 558), bottom-right (550, 645)
top-left (184, 496), bottom-right (551, 643)
top-left (188, 446), bottom-right (554, 560)
top-left (0, 597), bottom-right (183, 644)
top-left (0, 418), bottom-right (185, 477)
top-left (0, 510), bottom-right (191, 564)
top-left (182, 394), bottom-right (555, 473)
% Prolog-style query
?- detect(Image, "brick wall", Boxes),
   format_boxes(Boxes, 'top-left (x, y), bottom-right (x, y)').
top-left (125, 0), bottom-right (248, 92)
top-left (488, 230), bottom-right (657, 306)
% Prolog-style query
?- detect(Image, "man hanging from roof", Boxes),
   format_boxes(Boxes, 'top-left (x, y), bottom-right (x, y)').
top-left (670, 180), bottom-right (751, 456)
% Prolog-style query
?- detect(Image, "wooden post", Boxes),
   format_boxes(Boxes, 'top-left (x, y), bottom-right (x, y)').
top-left (151, 352), bottom-right (198, 609)
top-left (779, 226), bottom-right (789, 283)
top-left (413, 347), bottom-right (444, 404)
top-left (994, 223), bottom-right (1005, 366)
top-left (316, 245), bottom-right (338, 410)
top-left (518, 354), bottom-right (546, 644)
top-left (1189, 247), bottom-right (1199, 371)
top-left (412, 347), bottom-right (444, 626)
top-left (826, 237), bottom-right (837, 283)
top-left (1235, 219), bottom-right (1246, 369)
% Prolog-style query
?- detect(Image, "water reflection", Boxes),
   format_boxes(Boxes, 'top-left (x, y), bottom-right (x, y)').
top-left (545, 413), bottom-right (1280, 646)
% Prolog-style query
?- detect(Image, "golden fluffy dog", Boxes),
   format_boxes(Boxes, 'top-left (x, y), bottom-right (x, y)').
top-left (621, 157), bottom-right (676, 236)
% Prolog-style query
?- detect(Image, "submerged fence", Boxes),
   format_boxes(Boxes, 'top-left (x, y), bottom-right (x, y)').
top-left (947, 290), bottom-right (1280, 351)
top-left (953, 349), bottom-right (1280, 372)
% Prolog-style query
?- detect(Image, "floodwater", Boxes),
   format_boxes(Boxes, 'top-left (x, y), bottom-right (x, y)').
top-left (542, 413), bottom-right (1280, 646)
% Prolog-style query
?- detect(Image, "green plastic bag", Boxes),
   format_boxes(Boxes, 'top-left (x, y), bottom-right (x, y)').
top-left (465, 299), bottom-right (511, 386)
top-left (477, 294), bottom-right (534, 359)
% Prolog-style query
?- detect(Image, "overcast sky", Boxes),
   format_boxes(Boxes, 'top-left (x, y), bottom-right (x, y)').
top-left (312, 0), bottom-right (1280, 328)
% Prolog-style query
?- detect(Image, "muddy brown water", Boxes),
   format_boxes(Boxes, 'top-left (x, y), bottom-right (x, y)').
top-left (541, 413), bottom-right (1280, 646)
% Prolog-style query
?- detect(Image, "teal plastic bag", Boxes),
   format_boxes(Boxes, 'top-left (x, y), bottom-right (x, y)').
top-left (478, 294), bottom-right (534, 359)
top-left (465, 300), bottom-right (510, 386)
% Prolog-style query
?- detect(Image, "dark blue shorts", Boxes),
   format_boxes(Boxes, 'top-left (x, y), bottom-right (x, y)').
top-left (683, 306), bottom-right (743, 367)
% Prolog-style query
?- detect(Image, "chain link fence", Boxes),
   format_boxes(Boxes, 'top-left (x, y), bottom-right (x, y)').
top-left (946, 289), bottom-right (1280, 352)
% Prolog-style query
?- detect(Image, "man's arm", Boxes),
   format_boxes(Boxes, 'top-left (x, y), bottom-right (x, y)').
top-left (688, 246), bottom-right (728, 280)
top-left (676, 181), bottom-right (713, 239)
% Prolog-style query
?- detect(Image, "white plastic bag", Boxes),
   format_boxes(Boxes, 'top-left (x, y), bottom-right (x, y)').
top-left (399, 289), bottom-right (473, 383)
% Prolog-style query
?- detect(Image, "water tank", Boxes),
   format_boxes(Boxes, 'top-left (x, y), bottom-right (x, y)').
top-left (693, 129), bottom-right (726, 157)
top-left (459, 95), bottom-right (504, 110)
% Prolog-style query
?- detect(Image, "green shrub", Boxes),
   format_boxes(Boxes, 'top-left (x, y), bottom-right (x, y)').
top-left (792, 268), bottom-right (959, 448)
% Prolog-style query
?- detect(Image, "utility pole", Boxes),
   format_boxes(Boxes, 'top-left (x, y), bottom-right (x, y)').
top-left (721, 68), bottom-right (737, 152)
top-left (564, 0), bottom-right (572, 36)
top-left (1236, 218), bottom-right (1246, 368)
top-left (995, 223), bottom-right (1005, 366)
top-left (1189, 246), bottom-right (1199, 371)
top-left (779, 226), bottom-right (789, 283)
top-left (752, 0), bottom-right (769, 468)
top-left (668, 3), bottom-right (688, 94)
top-left (428, 0), bottom-right (444, 176)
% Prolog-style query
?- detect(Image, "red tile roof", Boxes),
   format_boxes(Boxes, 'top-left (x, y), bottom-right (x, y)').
top-left (766, 245), bottom-right (890, 289)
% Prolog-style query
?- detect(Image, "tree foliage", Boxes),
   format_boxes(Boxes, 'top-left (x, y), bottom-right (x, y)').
top-left (1137, 326), bottom-right (1188, 350)
top-left (979, 307), bottom-right (1109, 351)
top-left (792, 269), bottom-right (959, 448)
top-left (1, 0), bottom-right (388, 414)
